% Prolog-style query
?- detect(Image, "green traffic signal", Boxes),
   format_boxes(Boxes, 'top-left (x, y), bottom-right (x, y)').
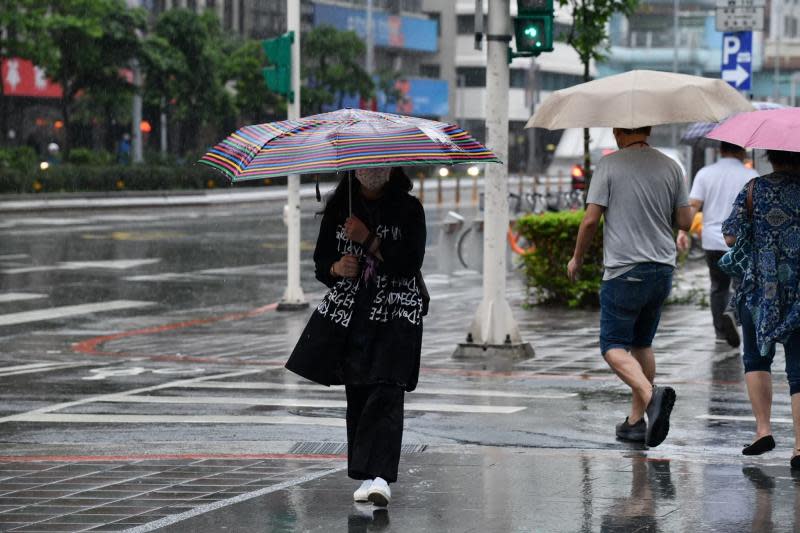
top-left (513, 15), bottom-right (553, 54)
top-left (262, 31), bottom-right (294, 102)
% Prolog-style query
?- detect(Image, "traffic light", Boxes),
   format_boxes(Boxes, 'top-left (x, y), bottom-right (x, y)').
top-left (512, 0), bottom-right (554, 57)
top-left (262, 32), bottom-right (294, 103)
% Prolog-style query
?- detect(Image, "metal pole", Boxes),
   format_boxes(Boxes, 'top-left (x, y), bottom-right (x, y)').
top-left (131, 58), bottom-right (144, 164)
top-left (671, 0), bottom-right (679, 147)
top-left (159, 97), bottom-right (167, 156)
top-left (773, 0), bottom-right (782, 100)
top-left (455, 0), bottom-right (531, 358)
top-left (366, 0), bottom-right (374, 75)
top-left (279, 0), bottom-right (307, 310)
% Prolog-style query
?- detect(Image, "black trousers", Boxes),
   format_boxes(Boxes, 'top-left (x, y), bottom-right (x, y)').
top-left (345, 384), bottom-right (404, 483)
top-left (705, 250), bottom-right (732, 336)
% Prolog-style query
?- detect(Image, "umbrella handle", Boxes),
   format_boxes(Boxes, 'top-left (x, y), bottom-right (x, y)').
top-left (348, 171), bottom-right (352, 217)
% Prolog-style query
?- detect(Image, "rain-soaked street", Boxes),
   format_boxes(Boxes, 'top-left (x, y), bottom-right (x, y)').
top-left (1, 194), bottom-right (799, 532)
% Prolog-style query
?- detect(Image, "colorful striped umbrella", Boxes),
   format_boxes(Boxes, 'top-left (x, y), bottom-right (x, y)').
top-left (199, 108), bottom-right (500, 182)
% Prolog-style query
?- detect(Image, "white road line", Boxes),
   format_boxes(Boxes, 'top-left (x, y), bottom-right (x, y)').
top-left (2, 259), bottom-right (161, 275)
top-left (8, 413), bottom-right (346, 427)
top-left (0, 300), bottom-right (155, 326)
top-left (0, 369), bottom-right (262, 424)
top-left (0, 292), bottom-right (46, 303)
top-left (0, 362), bottom-right (102, 378)
top-left (0, 258), bottom-right (161, 274)
top-left (181, 381), bottom-right (576, 400)
top-left (696, 414), bottom-right (794, 424)
top-left (0, 254), bottom-right (29, 260)
top-left (100, 395), bottom-right (526, 414)
top-left (123, 465), bottom-right (347, 533)
top-left (0, 362), bottom-right (68, 373)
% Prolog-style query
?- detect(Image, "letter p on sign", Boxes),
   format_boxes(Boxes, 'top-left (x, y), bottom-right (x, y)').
top-left (723, 34), bottom-right (741, 65)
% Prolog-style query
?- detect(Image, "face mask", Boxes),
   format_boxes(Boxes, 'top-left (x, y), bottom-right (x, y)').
top-left (355, 167), bottom-right (390, 191)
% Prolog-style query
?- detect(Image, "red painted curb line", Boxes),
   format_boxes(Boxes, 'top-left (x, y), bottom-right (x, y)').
top-left (71, 303), bottom-right (280, 364)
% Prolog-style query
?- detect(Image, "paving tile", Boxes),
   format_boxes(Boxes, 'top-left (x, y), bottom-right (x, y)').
top-left (7, 523), bottom-right (102, 532)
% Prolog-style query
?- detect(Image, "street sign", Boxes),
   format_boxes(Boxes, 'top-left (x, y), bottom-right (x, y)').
top-left (721, 31), bottom-right (752, 91)
top-left (715, 1), bottom-right (764, 31)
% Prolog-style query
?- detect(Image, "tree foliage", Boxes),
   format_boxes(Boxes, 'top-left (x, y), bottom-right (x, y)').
top-left (302, 25), bottom-right (374, 114)
top-left (558, 0), bottom-right (639, 190)
top-left (0, 0), bottom-right (50, 144)
top-left (36, 0), bottom-right (146, 155)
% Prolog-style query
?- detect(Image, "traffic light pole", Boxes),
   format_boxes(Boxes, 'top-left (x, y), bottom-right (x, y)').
top-left (278, 0), bottom-right (308, 311)
top-left (454, 0), bottom-right (533, 359)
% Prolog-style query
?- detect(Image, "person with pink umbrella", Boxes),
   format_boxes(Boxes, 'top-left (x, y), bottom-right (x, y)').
top-left (711, 108), bottom-right (800, 466)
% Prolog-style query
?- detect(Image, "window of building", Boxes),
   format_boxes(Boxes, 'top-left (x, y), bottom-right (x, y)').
top-left (420, 64), bottom-right (440, 78)
top-left (224, 0), bottom-right (233, 30)
top-left (510, 69), bottom-right (527, 88)
top-left (457, 14), bottom-right (476, 35)
top-left (456, 67), bottom-right (486, 87)
top-left (786, 15), bottom-right (799, 38)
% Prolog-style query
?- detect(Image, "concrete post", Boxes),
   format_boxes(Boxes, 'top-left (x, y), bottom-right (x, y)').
top-left (454, 0), bottom-right (533, 360)
top-left (131, 58), bottom-right (143, 164)
top-left (278, 0), bottom-right (308, 311)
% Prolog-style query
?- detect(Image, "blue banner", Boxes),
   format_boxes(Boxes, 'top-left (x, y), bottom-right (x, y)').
top-left (313, 3), bottom-right (438, 53)
top-left (323, 78), bottom-right (449, 118)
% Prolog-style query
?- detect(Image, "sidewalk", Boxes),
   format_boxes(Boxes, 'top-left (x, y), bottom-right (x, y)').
top-left (0, 177), bottom-right (532, 212)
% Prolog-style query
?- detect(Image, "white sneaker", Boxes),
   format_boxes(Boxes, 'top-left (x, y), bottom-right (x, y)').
top-left (367, 477), bottom-right (391, 506)
top-left (353, 479), bottom-right (372, 502)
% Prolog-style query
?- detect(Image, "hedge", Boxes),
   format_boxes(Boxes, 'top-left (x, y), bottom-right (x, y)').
top-left (515, 210), bottom-right (603, 308)
top-left (0, 164), bottom-right (242, 194)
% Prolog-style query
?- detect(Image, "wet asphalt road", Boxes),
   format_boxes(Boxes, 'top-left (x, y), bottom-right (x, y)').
top-left (0, 195), bottom-right (799, 532)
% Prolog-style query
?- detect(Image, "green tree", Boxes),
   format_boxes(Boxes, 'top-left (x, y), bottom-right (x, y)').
top-left (0, 0), bottom-right (48, 146)
top-left (147, 9), bottom-right (230, 155)
top-left (558, 0), bottom-right (638, 190)
top-left (302, 25), bottom-right (374, 114)
top-left (37, 0), bottom-right (145, 156)
top-left (222, 39), bottom-right (282, 124)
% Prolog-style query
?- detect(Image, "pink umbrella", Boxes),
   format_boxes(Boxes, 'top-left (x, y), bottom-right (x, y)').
top-left (706, 107), bottom-right (800, 151)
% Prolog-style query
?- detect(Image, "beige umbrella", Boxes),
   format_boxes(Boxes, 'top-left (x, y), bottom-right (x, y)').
top-left (526, 70), bottom-right (753, 130)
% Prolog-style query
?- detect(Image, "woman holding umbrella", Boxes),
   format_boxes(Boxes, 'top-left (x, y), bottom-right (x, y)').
top-left (722, 149), bottom-right (800, 464)
top-left (709, 108), bottom-right (800, 466)
top-left (286, 166), bottom-right (426, 506)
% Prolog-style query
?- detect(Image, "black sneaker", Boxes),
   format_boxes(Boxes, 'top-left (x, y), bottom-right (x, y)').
top-left (645, 385), bottom-right (676, 448)
top-left (720, 312), bottom-right (741, 348)
top-left (615, 417), bottom-right (646, 442)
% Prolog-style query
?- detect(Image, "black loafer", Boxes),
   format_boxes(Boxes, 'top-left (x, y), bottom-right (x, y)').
top-left (791, 455), bottom-right (800, 471)
top-left (721, 312), bottom-right (741, 348)
top-left (742, 435), bottom-right (775, 456)
top-left (645, 385), bottom-right (677, 448)
top-left (616, 417), bottom-right (646, 442)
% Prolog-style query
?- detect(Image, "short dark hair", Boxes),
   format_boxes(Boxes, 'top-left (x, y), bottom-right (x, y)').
top-left (719, 141), bottom-right (745, 155)
top-left (766, 149), bottom-right (800, 168)
top-left (617, 126), bottom-right (652, 136)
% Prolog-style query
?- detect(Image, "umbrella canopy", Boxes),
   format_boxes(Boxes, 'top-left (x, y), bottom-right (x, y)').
top-left (681, 101), bottom-right (785, 144)
top-left (526, 70), bottom-right (753, 130)
top-left (706, 107), bottom-right (800, 152)
top-left (199, 108), bottom-right (500, 182)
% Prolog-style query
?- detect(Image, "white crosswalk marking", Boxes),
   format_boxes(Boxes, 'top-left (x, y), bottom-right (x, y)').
top-left (0, 300), bottom-right (155, 326)
top-left (9, 413), bottom-right (346, 427)
top-left (0, 361), bottom-right (102, 378)
top-left (100, 394), bottom-right (527, 414)
top-left (2, 259), bottom-right (161, 275)
top-left (180, 380), bottom-right (576, 400)
top-left (0, 369), bottom-right (538, 428)
top-left (696, 414), bottom-right (794, 424)
top-left (0, 292), bottom-right (46, 303)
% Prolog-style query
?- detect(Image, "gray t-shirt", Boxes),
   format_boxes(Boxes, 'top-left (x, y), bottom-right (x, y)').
top-left (586, 146), bottom-right (689, 280)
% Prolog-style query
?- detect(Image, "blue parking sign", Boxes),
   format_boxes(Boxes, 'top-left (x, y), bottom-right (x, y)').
top-left (721, 31), bottom-right (752, 91)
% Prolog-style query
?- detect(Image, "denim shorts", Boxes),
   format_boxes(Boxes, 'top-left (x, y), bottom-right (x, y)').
top-left (739, 300), bottom-right (800, 395)
top-left (599, 263), bottom-right (674, 355)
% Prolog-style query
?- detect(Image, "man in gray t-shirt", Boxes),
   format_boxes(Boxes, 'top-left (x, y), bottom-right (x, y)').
top-left (567, 126), bottom-right (692, 448)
